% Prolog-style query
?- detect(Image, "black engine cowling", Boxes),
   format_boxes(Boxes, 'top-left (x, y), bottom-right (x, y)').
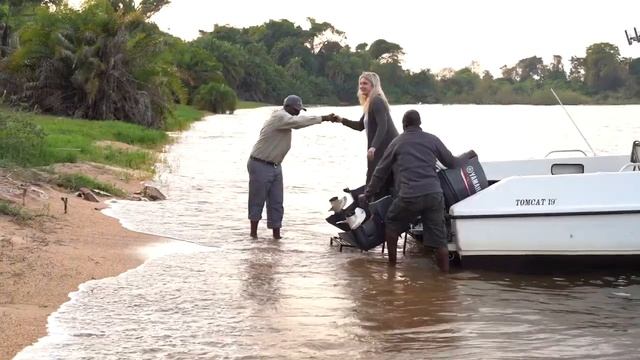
top-left (438, 150), bottom-right (488, 211)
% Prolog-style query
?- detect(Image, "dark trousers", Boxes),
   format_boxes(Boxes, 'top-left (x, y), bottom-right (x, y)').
top-left (247, 158), bottom-right (283, 229)
top-left (385, 192), bottom-right (448, 248)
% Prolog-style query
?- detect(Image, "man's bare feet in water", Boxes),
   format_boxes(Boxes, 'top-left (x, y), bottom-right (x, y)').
top-left (435, 246), bottom-right (450, 273)
top-left (272, 228), bottom-right (281, 239)
top-left (250, 221), bottom-right (259, 238)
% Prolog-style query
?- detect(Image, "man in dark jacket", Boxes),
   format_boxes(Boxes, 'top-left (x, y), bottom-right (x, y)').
top-left (364, 110), bottom-right (463, 272)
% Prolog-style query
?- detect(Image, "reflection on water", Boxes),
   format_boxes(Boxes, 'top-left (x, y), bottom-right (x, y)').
top-left (241, 242), bottom-right (282, 307)
top-left (341, 258), bottom-right (458, 354)
top-left (16, 105), bottom-right (640, 359)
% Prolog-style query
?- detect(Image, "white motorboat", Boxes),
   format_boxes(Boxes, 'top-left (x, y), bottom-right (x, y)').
top-left (445, 142), bottom-right (640, 268)
top-left (330, 89), bottom-right (640, 269)
top-left (327, 138), bottom-right (640, 269)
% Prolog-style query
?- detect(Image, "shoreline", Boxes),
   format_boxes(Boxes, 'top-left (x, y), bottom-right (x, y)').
top-left (0, 166), bottom-right (174, 360)
top-left (0, 104), bottom-right (210, 360)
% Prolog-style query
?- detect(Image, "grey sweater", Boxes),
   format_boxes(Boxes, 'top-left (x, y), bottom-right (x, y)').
top-left (341, 96), bottom-right (399, 183)
top-left (250, 108), bottom-right (322, 164)
top-left (366, 125), bottom-right (462, 198)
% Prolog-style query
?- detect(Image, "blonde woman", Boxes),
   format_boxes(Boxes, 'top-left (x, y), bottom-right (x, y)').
top-left (336, 72), bottom-right (399, 198)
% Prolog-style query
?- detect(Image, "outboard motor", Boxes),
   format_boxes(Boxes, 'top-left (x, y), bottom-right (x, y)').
top-left (350, 196), bottom-right (392, 251)
top-left (327, 150), bottom-right (487, 251)
top-left (326, 186), bottom-right (391, 251)
top-left (438, 150), bottom-right (488, 211)
top-left (325, 185), bottom-right (367, 232)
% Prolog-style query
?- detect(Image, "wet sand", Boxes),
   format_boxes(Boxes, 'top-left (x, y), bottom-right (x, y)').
top-left (0, 164), bottom-right (168, 360)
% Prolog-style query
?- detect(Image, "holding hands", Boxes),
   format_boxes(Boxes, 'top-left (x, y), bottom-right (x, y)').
top-left (321, 113), bottom-right (336, 122)
top-left (321, 113), bottom-right (343, 123)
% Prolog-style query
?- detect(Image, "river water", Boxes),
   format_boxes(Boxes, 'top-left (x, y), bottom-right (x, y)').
top-left (15, 104), bottom-right (640, 359)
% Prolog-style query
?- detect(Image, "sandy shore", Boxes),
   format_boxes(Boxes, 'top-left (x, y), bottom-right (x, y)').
top-left (0, 164), bottom-right (168, 360)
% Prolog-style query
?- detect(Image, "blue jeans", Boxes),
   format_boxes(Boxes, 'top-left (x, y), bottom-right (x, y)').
top-left (247, 158), bottom-right (284, 229)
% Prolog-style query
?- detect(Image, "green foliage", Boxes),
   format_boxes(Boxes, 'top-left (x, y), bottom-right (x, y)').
top-left (90, 146), bottom-right (154, 170)
top-left (0, 200), bottom-right (33, 223)
top-left (530, 88), bottom-right (590, 105)
top-left (543, 55), bottom-right (567, 82)
top-left (193, 82), bottom-right (238, 114)
top-left (441, 68), bottom-right (481, 98)
top-left (4, 5), bottom-right (640, 118)
top-left (1, 1), bottom-right (64, 57)
top-left (209, 25), bottom-right (254, 46)
top-left (192, 37), bottom-right (247, 89)
top-left (237, 100), bottom-right (270, 109)
top-left (35, 116), bottom-right (168, 148)
top-left (5, 0), bottom-right (177, 127)
top-left (583, 43), bottom-right (625, 93)
top-left (629, 58), bottom-right (640, 77)
top-left (236, 43), bottom-right (288, 103)
top-left (187, 18), bottom-right (640, 105)
top-left (404, 70), bottom-right (439, 103)
top-left (164, 104), bottom-right (205, 131)
top-left (56, 173), bottom-right (125, 196)
top-left (170, 40), bottom-right (224, 100)
top-left (368, 39), bottom-right (404, 63)
top-left (514, 56), bottom-right (544, 82)
top-left (0, 111), bottom-right (46, 166)
top-left (271, 36), bottom-right (314, 69)
top-left (254, 19), bottom-right (308, 54)
top-left (37, 116), bottom-right (163, 170)
top-left (0, 107), bottom-right (167, 169)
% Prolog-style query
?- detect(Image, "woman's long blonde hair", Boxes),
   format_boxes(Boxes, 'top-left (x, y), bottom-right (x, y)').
top-left (357, 72), bottom-right (389, 113)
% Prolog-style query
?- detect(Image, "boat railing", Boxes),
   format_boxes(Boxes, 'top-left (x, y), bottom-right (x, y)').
top-left (618, 163), bottom-right (640, 172)
top-left (545, 149), bottom-right (588, 158)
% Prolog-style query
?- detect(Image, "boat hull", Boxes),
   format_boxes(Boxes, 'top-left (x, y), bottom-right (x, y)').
top-left (453, 212), bottom-right (640, 256)
top-left (454, 254), bottom-right (640, 273)
top-left (449, 170), bottom-right (640, 266)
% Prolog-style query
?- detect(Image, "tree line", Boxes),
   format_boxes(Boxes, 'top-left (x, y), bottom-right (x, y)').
top-left (2, 0), bottom-right (639, 128)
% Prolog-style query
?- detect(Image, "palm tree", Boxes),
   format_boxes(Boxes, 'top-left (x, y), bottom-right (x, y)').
top-left (6, 0), bottom-right (180, 128)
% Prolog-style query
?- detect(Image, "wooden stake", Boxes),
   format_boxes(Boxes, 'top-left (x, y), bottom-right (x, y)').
top-left (61, 197), bottom-right (68, 214)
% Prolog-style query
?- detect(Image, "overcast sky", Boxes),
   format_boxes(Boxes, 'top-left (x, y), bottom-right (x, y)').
top-left (72, 0), bottom-right (640, 76)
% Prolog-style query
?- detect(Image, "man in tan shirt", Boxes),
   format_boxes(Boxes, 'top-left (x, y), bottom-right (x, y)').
top-left (248, 95), bottom-right (335, 239)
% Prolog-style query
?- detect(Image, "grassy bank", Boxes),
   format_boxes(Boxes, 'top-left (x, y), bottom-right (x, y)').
top-left (55, 173), bottom-right (126, 197)
top-left (237, 100), bottom-right (272, 109)
top-left (0, 105), bottom-right (204, 171)
top-left (0, 200), bottom-right (33, 223)
top-left (165, 104), bottom-right (207, 131)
